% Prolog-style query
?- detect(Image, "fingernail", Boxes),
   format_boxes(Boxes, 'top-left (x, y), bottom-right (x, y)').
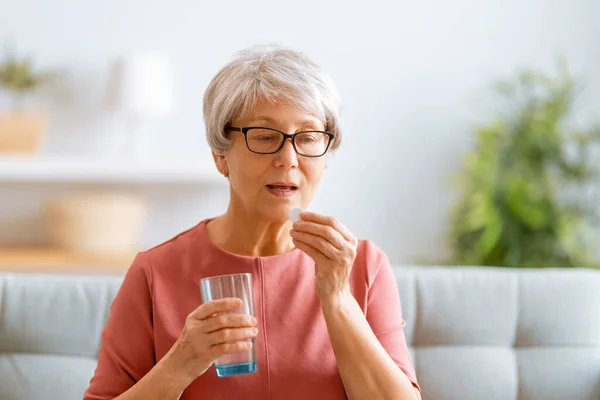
top-left (251, 316), bottom-right (257, 324)
top-left (251, 328), bottom-right (258, 335)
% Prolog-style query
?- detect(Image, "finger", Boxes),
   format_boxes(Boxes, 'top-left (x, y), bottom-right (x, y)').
top-left (207, 326), bottom-right (259, 346)
top-left (292, 221), bottom-right (345, 250)
top-left (300, 212), bottom-right (356, 243)
top-left (293, 238), bottom-right (329, 264)
top-left (191, 298), bottom-right (243, 320)
top-left (291, 231), bottom-right (338, 259)
top-left (211, 340), bottom-right (253, 359)
top-left (202, 313), bottom-right (257, 333)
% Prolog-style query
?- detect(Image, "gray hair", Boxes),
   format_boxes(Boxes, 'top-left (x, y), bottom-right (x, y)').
top-left (203, 44), bottom-right (342, 154)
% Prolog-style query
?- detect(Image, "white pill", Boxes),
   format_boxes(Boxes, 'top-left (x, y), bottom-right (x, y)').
top-left (289, 207), bottom-right (304, 223)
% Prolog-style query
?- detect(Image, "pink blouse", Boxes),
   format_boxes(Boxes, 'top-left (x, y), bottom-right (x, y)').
top-left (84, 219), bottom-right (419, 399)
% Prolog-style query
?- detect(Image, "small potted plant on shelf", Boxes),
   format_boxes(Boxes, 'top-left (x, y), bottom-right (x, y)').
top-left (0, 52), bottom-right (58, 154)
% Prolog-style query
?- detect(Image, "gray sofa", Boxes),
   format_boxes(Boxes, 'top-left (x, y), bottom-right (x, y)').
top-left (1, 266), bottom-right (599, 400)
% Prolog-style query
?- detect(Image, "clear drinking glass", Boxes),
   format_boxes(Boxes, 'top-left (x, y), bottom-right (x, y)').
top-left (199, 273), bottom-right (257, 377)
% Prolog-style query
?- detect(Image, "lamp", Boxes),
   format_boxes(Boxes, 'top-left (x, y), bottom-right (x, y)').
top-left (106, 51), bottom-right (174, 157)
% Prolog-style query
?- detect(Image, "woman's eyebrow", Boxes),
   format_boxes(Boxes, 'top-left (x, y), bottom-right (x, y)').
top-left (246, 116), bottom-right (278, 124)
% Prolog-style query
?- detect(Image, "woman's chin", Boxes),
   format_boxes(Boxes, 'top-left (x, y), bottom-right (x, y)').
top-left (260, 206), bottom-right (294, 224)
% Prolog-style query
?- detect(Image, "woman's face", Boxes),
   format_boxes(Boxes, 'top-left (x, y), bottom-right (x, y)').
top-left (215, 100), bottom-right (328, 223)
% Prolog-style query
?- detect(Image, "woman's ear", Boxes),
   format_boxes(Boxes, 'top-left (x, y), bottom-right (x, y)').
top-left (212, 151), bottom-right (229, 177)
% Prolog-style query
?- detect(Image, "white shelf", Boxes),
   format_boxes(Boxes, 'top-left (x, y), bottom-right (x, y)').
top-left (0, 156), bottom-right (226, 184)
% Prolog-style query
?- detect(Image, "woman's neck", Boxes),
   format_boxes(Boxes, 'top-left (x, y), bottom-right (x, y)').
top-left (206, 210), bottom-right (295, 257)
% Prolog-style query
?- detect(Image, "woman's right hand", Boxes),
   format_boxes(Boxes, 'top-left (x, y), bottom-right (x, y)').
top-left (165, 298), bottom-right (258, 384)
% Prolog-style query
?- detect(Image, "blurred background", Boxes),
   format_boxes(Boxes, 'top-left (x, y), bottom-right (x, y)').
top-left (0, 0), bottom-right (599, 271)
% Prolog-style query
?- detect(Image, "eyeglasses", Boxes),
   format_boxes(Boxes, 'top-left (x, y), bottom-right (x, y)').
top-left (226, 126), bottom-right (335, 157)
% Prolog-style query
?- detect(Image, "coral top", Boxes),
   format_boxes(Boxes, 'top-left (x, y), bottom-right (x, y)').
top-left (84, 219), bottom-right (419, 399)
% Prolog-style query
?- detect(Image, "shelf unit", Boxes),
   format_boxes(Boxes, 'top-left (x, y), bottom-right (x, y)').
top-left (0, 155), bottom-right (226, 184)
top-left (0, 246), bottom-right (136, 274)
top-left (0, 155), bottom-right (226, 274)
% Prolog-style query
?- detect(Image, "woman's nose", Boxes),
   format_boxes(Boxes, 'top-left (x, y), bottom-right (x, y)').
top-left (275, 138), bottom-right (299, 168)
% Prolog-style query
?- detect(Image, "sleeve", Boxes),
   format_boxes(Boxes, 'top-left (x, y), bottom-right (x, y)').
top-left (83, 253), bottom-right (156, 399)
top-left (365, 246), bottom-right (420, 391)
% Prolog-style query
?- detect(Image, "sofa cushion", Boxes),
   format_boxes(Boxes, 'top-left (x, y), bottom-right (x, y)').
top-left (415, 346), bottom-right (518, 400)
top-left (0, 353), bottom-right (97, 400)
top-left (0, 273), bottom-right (122, 357)
top-left (411, 267), bottom-right (519, 346)
top-left (517, 347), bottom-right (600, 400)
top-left (516, 270), bottom-right (600, 346)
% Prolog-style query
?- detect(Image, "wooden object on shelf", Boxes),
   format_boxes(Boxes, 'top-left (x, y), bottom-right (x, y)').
top-left (0, 246), bottom-right (136, 274)
top-left (0, 112), bottom-right (46, 153)
top-left (44, 193), bottom-right (147, 253)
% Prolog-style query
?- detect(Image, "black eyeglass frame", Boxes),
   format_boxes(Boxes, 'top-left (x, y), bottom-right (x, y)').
top-left (226, 126), bottom-right (335, 157)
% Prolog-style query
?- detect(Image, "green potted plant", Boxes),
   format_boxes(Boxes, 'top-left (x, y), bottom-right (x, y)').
top-left (448, 62), bottom-right (600, 268)
top-left (0, 53), bottom-right (58, 153)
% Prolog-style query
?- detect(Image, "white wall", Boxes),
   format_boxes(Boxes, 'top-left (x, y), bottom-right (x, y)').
top-left (1, 0), bottom-right (598, 263)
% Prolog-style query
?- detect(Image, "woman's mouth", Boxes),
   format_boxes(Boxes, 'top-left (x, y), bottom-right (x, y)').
top-left (266, 184), bottom-right (299, 198)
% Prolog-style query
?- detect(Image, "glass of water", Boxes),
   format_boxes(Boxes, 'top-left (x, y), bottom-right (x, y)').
top-left (200, 273), bottom-right (257, 377)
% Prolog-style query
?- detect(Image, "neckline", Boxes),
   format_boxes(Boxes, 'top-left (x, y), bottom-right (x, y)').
top-left (198, 218), bottom-right (303, 262)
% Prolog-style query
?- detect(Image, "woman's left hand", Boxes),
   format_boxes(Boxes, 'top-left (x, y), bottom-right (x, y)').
top-left (290, 211), bottom-right (358, 303)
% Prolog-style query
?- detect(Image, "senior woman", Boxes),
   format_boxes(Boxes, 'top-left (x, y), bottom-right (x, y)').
top-left (84, 45), bottom-right (420, 400)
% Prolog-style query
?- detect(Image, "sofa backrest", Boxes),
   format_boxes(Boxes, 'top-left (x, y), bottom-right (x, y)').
top-left (0, 266), bottom-right (599, 400)
top-left (397, 266), bottom-right (600, 400)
